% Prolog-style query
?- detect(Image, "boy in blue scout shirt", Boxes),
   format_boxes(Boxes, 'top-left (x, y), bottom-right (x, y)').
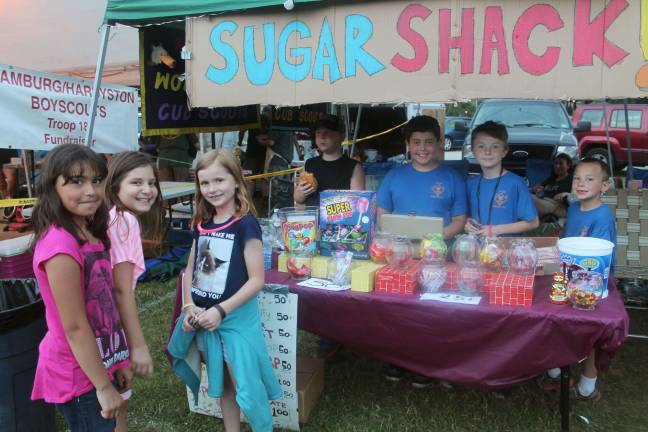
top-left (465, 121), bottom-right (539, 236)
top-left (542, 158), bottom-right (616, 401)
top-left (377, 115), bottom-right (467, 240)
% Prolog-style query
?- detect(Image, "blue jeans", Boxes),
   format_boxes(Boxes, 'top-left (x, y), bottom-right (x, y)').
top-left (56, 389), bottom-right (116, 432)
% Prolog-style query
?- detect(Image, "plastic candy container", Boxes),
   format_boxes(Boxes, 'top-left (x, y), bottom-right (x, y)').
top-left (286, 252), bottom-right (312, 280)
top-left (479, 237), bottom-right (505, 271)
top-left (419, 261), bottom-right (447, 293)
top-left (369, 231), bottom-right (393, 263)
top-left (452, 234), bottom-right (480, 266)
top-left (328, 250), bottom-right (354, 287)
top-left (567, 270), bottom-right (604, 311)
top-left (385, 235), bottom-right (412, 269)
top-left (419, 233), bottom-right (448, 263)
top-left (457, 266), bottom-right (482, 295)
top-left (507, 239), bottom-right (538, 275)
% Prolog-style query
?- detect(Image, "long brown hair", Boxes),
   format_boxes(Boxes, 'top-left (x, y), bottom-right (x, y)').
top-left (192, 149), bottom-right (256, 226)
top-left (32, 144), bottom-right (110, 248)
top-left (105, 151), bottom-right (165, 244)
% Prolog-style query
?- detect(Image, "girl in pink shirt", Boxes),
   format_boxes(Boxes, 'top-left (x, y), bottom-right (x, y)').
top-left (31, 144), bottom-right (128, 432)
top-left (105, 151), bottom-right (165, 432)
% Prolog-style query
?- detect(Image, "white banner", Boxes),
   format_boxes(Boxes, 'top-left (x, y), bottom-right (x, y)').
top-left (0, 64), bottom-right (137, 153)
top-left (187, 291), bottom-right (300, 430)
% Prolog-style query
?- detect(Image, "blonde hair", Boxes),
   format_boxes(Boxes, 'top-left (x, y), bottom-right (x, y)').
top-left (193, 149), bottom-right (256, 226)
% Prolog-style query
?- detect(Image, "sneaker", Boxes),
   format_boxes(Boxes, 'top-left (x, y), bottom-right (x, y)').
top-left (411, 374), bottom-right (433, 389)
top-left (537, 372), bottom-right (575, 393)
top-left (572, 386), bottom-right (601, 402)
top-left (384, 364), bottom-right (405, 382)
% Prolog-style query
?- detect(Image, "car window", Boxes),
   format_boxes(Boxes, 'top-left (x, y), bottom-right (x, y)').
top-left (472, 102), bottom-right (571, 129)
top-left (610, 110), bottom-right (642, 129)
top-left (579, 109), bottom-right (604, 127)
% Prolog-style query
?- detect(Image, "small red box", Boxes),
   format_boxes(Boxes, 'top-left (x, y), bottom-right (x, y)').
top-left (375, 260), bottom-right (421, 295)
top-left (485, 272), bottom-right (534, 307)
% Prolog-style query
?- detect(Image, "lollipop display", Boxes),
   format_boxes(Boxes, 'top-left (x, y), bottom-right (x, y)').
top-left (507, 239), bottom-right (538, 275)
top-left (419, 233), bottom-right (448, 263)
top-left (567, 270), bottom-right (604, 311)
top-left (369, 231), bottom-right (393, 263)
top-left (385, 235), bottom-right (412, 269)
top-left (452, 233), bottom-right (480, 266)
top-left (419, 261), bottom-right (447, 293)
top-left (479, 237), bottom-right (505, 271)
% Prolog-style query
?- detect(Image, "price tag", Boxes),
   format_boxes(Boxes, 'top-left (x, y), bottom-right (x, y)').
top-left (420, 292), bottom-right (482, 305)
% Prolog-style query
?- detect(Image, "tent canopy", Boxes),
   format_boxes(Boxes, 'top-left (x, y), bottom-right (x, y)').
top-left (104, 0), bottom-right (323, 24)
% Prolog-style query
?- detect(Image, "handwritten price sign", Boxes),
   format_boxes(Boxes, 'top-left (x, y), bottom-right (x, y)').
top-left (187, 291), bottom-right (299, 430)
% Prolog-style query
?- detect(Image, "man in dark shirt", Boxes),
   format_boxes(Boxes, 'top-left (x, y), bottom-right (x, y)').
top-left (293, 115), bottom-right (365, 207)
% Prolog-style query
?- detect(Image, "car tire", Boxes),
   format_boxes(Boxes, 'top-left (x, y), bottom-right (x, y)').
top-left (444, 137), bottom-right (453, 151)
top-left (585, 147), bottom-right (616, 170)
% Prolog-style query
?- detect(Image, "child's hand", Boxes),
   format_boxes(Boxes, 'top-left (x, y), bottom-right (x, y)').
top-left (195, 307), bottom-right (223, 332)
top-left (295, 180), bottom-right (315, 197)
top-left (465, 218), bottom-right (481, 234)
top-left (96, 383), bottom-right (125, 420)
top-left (130, 344), bottom-right (154, 378)
top-left (182, 306), bottom-right (204, 332)
top-left (115, 366), bottom-right (133, 392)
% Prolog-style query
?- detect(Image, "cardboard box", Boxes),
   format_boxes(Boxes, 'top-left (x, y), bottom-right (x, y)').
top-left (351, 262), bottom-right (385, 292)
top-left (318, 190), bottom-right (376, 259)
top-left (311, 256), bottom-right (330, 278)
top-left (278, 252), bottom-right (288, 272)
top-left (485, 272), bottom-right (535, 307)
top-left (375, 260), bottom-right (421, 295)
top-left (297, 356), bottom-right (324, 423)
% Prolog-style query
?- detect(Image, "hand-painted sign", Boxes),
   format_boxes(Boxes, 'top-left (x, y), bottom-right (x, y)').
top-left (0, 64), bottom-right (137, 153)
top-left (185, 0), bottom-right (648, 106)
top-left (140, 25), bottom-right (259, 136)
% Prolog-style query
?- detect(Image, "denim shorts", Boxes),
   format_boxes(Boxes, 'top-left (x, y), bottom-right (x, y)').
top-left (56, 388), bottom-right (116, 432)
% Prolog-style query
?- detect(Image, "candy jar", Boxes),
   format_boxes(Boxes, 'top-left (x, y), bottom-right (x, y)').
top-left (286, 251), bottom-right (312, 281)
top-left (327, 251), bottom-right (354, 287)
top-left (567, 270), bottom-right (604, 311)
top-left (452, 233), bottom-right (480, 266)
top-left (419, 233), bottom-right (448, 264)
top-left (369, 231), bottom-right (393, 263)
top-left (507, 238), bottom-right (538, 275)
top-left (385, 235), bottom-right (412, 269)
top-left (479, 237), bottom-right (505, 272)
top-left (457, 265), bottom-right (482, 295)
top-left (549, 272), bottom-right (569, 304)
top-left (419, 261), bottom-right (447, 293)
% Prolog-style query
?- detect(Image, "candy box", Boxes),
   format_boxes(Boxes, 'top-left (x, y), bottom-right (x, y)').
top-left (485, 272), bottom-right (535, 307)
top-left (375, 260), bottom-right (421, 295)
top-left (318, 190), bottom-right (376, 259)
top-left (351, 262), bottom-right (385, 293)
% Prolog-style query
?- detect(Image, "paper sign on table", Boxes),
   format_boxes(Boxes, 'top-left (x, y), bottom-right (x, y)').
top-left (420, 292), bottom-right (482, 305)
top-left (297, 278), bottom-right (350, 291)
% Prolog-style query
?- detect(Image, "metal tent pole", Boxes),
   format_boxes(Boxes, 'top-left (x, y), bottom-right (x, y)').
top-left (350, 104), bottom-right (363, 159)
top-left (602, 99), bottom-right (615, 179)
top-left (623, 99), bottom-right (634, 181)
top-left (85, 24), bottom-right (111, 147)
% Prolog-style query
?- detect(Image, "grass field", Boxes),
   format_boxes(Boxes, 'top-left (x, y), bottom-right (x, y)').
top-left (57, 278), bottom-right (648, 432)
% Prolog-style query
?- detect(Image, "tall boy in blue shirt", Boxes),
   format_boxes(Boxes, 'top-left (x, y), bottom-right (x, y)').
top-left (465, 121), bottom-right (539, 236)
top-left (543, 158), bottom-right (616, 401)
top-left (377, 115), bottom-right (467, 240)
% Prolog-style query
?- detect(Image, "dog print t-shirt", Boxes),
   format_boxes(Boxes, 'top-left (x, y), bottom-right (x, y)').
top-left (31, 226), bottom-right (129, 403)
top-left (191, 214), bottom-right (261, 308)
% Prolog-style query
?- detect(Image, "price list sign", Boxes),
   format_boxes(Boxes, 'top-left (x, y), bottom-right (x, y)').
top-left (187, 291), bottom-right (299, 430)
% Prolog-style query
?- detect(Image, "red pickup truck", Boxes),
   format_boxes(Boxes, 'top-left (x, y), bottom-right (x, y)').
top-left (573, 104), bottom-right (648, 169)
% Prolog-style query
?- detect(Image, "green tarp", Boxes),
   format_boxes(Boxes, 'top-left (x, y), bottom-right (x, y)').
top-left (104, 0), bottom-right (323, 24)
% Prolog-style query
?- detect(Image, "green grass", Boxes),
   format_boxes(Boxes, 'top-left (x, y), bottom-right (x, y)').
top-left (57, 279), bottom-right (648, 431)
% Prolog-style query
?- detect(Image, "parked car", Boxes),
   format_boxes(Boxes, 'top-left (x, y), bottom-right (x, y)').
top-left (458, 99), bottom-right (589, 174)
top-left (443, 116), bottom-right (471, 150)
top-left (573, 104), bottom-right (648, 169)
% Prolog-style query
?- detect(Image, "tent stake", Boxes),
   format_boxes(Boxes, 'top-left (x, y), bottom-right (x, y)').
top-left (85, 23), bottom-right (111, 147)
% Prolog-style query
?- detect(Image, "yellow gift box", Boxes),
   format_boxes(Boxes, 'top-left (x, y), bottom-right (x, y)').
top-left (278, 252), bottom-right (288, 273)
top-left (311, 256), bottom-right (331, 278)
top-left (351, 262), bottom-right (385, 293)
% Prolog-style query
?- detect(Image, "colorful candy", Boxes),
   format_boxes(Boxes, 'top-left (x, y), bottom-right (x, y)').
top-left (286, 254), bottom-right (312, 280)
top-left (568, 288), bottom-right (600, 310)
top-left (549, 272), bottom-right (568, 304)
top-left (479, 238), bottom-right (505, 271)
top-left (385, 235), bottom-right (412, 269)
top-left (507, 239), bottom-right (538, 275)
top-left (419, 233), bottom-right (447, 263)
top-left (369, 232), bottom-right (392, 263)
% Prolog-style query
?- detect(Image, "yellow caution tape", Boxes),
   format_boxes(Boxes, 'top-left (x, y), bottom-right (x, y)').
top-left (244, 167), bottom-right (301, 181)
top-left (0, 198), bottom-right (37, 208)
top-left (342, 119), bottom-right (410, 146)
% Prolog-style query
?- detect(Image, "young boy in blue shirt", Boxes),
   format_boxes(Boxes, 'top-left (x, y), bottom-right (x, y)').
top-left (542, 158), bottom-right (616, 401)
top-left (465, 121), bottom-right (539, 236)
top-left (377, 115), bottom-right (467, 240)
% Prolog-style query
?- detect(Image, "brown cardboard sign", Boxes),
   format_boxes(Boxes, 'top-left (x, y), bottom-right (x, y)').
top-left (185, 0), bottom-right (648, 107)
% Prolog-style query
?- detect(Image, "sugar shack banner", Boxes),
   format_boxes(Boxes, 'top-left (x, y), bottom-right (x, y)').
top-left (0, 64), bottom-right (137, 153)
top-left (185, 0), bottom-right (648, 107)
top-left (140, 25), bottom-right (259, 136)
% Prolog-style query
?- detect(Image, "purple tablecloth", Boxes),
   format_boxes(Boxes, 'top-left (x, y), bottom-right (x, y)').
top-left (266, 270), bottom-right (629, 388)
